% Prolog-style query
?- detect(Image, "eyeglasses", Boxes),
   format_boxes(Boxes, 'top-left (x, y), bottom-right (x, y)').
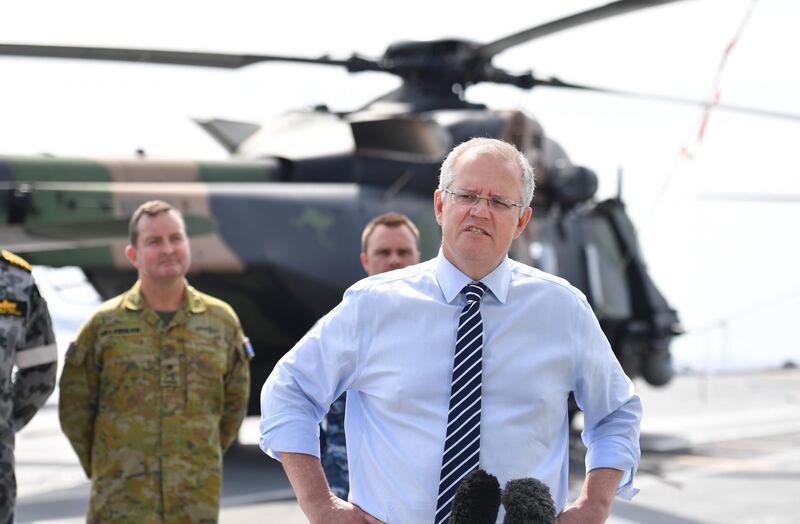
top-left (441, 188), bottom-right (525, 213)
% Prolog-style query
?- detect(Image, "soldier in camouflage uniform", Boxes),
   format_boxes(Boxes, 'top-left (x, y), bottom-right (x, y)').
top-left (59, 201), bottom-right (251, 523)
top-left (321, 212), bottom-right (421, 500)
top-left (0, 249), bottom-right (58, 523)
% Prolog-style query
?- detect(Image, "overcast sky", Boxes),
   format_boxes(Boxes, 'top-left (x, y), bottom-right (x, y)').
top-left (3, 0), bottom-right (799, 372)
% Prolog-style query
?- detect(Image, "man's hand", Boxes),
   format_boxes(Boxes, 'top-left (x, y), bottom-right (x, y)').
top-left (556, 500), bottom-right (608, 524)
top-left (556, 467), bottom-right (622, 524)
top-left (305, 494), bottom-right (385, 524)
top-left (279, 451), bottom-right (385, 524)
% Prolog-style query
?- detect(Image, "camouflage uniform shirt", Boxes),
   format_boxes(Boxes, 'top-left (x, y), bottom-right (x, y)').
top-left (59, 281), bottom-right (250, 523)
top-left (0, 250), bottom-right (58, 524)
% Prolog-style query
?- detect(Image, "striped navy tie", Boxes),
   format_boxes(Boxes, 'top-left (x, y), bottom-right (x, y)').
top-left (435, 281), bottom-right (487, 524)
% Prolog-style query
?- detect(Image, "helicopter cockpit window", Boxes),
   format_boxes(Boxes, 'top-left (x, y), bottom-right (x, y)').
top-left (528, 241), bottom-right (559, 275)
top-left (584, 217), bottom-right (631, 321)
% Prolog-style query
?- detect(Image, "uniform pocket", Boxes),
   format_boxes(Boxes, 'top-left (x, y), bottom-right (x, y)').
top-left (99, 340), bottom-right (159, 412)
top-left (187, 342), bottom-right (226, 415)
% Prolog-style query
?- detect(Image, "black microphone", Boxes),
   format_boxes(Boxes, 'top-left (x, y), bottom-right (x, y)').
top-left (448, 469), bottom-right (502, 524)
top-left (501, 478), bottom-right (557, 524)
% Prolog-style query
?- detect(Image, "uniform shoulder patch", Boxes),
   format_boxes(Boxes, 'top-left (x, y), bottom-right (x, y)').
top-left (242, 336), bottom-right (255, 360)
top-left (1, 249), bottom-right (32, 272)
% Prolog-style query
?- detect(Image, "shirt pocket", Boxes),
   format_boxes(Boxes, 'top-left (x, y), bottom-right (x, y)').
top-left (186, 340), bottom-right (226, 415)
top-left (99, 337), bottom-right (159, 413)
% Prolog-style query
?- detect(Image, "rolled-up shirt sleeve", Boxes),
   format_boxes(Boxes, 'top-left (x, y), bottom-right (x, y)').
top-left (572, 297), bottom-right (642, 500)
top-left (260, 290), bottom-right (362, 461)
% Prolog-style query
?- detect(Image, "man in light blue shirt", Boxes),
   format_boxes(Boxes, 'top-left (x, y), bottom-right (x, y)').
top-left (260, 137), bottom-right (642, 524)
top-left (322, 212), bottom-right (422, 499)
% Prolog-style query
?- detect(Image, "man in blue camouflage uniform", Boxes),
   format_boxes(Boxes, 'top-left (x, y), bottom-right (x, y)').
top-left (321, 212), bottom-right (421, 499)
top-left (0, 250), bottom-right (58, 523)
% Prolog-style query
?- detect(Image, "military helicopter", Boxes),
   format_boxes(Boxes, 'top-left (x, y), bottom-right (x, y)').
top-left (6, 0), bottom-right (792, 414)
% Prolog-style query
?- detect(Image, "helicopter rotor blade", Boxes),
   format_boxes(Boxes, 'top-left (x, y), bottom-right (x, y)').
top-left (698, 192), bottom-right (800, 203)
top-left (476, 0), bottom-right (685, 60)
top-left (534, 76), bottom-right (800, 122)
top-left (0, 43), bottom-right (360, 69)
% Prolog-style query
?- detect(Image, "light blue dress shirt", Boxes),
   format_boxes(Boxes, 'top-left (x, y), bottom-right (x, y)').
top-left (260, 252), bottom-right (641, 523)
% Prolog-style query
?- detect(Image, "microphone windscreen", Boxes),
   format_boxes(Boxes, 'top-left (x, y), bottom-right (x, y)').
top-left (501, 478), bottom-right (556, 524)
top-left (448, 469), bottom-right (502, 524)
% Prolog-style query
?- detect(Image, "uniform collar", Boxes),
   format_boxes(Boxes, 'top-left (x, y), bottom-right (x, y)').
top-left (122, 280), bottom-right (207, 314)
top-left (433, 250), bottom-right (511, 304)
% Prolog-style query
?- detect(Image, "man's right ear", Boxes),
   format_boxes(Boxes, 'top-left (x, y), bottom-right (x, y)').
top-left (434, 190), bottom-right (444, 225)
top-left (124, 245), bottom-right (138, 268)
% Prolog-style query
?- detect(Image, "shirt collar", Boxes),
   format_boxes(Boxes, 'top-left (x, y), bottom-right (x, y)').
top-left (121, 281), bottom-right (146, 311)
top-left (122, 280), bottom-right (206, 314)
top-left (433, 250), bottom-right (511, 304)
